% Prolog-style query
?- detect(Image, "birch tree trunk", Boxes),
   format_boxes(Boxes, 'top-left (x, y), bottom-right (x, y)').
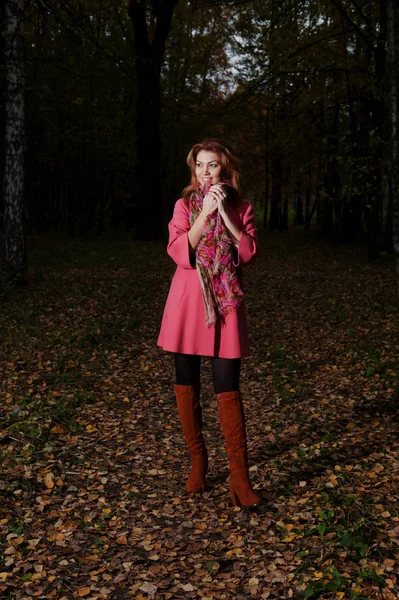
top-left (387, 0), bottom-right (399, 294)
top-left (2, 0), bottom-right (25, 276)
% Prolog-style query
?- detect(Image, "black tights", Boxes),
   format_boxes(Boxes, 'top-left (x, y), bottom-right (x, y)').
top-left (174, 353), bottom-right (241, 394)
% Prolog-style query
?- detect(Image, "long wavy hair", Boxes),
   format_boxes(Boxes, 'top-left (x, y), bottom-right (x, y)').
top-left (182, 138), bottom-right (242, 204)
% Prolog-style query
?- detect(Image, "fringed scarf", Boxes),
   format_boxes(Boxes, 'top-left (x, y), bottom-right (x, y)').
top-left (189, 182), bottom-right (244, 327)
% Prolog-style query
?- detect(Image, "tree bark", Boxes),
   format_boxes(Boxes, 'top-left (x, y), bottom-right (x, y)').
top-left (269, 154), bottom-right (282, 232)
top-left (2, 0), bottom-right (25, 277)
top-left (364, 1), bottom-right (386, 260)
top-left (0, 1), bottom-right (6, 222)
top-left (322, 135), bottom-right (340, 239)
top-left (263, 152), bottom-right (269, 230)
top-left (295, 192), bottom-right (304, 226)
top-left (280, 162), bottom-right (289, 231)
top-left (263, 116), bottom-right (270, 230)
top-left (387, 0), bottom-right (399, 293)
top-left (128, 0), bottom-right (178, 240)
top-left (305, 152), bottom-right (311, 226)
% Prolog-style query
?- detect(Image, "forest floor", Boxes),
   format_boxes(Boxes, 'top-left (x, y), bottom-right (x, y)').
top-left (1, 230), bottom-right (399, 600)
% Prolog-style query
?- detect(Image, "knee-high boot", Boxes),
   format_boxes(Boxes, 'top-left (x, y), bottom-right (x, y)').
top-left (217, 391), bottom-right (267, 513)
top-left (175, 383), bottom-right (208, 493)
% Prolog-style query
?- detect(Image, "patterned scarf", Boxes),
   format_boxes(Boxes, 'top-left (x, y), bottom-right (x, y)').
top-left (189, 182), bottom-right (244, 327)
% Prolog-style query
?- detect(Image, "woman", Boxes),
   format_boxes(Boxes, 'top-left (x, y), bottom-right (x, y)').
top-left (158, 138), bottom-right (266, 513)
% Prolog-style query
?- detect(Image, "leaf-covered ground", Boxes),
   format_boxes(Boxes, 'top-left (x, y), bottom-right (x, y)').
top-left (1, 231), bottom-right (399, 600)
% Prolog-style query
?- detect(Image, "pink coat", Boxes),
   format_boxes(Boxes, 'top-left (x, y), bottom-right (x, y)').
top-left (157, 198), bottom-right (258, 358)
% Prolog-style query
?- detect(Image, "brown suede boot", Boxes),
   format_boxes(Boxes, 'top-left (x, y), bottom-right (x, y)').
top-left (217, 391), bottom-right (267, 513)
top-left (175, 383), bottom-right (208, 493)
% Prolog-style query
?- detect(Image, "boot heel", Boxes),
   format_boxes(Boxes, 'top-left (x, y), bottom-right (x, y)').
top-left (219, 391), bottom-right (268, 514)
top-left (229, 478), bottom-right (241, 507)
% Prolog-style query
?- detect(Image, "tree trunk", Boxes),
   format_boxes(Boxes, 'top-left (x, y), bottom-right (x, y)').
top-left (296, 192), bottom-right (304, 226)
top-left (0, 1), bottom-right (6, 224)
top-left (387, 0), bottom-right (399, 292)
top-left (305, 153), bottom-right (311, 226)
top-left (128, 0), bottom-right (178, 240)
top-left (322, 130), bottom-right (341, 239)
top-left (2, 0), bottom-right (25, 279)
top-left (307, 159), bottom-right (322, 230)
top-left (263, 113), bottom-right (270, 229)
top-left (263, 152), bottom-right (269, 230)
top-left (366, 4), bottom-right (386, 259)
top-left (269, 154), bottom-right (282, 232)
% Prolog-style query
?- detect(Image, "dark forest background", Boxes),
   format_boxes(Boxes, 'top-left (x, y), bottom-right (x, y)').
top-left (1, 0), bottom-right (399, 271)
top-left (2, 5), bottom-right (399, 597)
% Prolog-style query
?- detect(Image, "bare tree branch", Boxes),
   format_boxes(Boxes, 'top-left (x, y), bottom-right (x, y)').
top-left (329, 0), bottom-right (374, 51)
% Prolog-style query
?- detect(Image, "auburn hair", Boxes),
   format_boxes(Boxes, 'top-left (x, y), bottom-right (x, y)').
top-left (182, 138), bottom-right (242, 203)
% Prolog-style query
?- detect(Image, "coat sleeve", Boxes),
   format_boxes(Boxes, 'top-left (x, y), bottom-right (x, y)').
top-left (233, 200), bottom-right (258, 267)
top-left (167, 199), bottom-right (195, 269)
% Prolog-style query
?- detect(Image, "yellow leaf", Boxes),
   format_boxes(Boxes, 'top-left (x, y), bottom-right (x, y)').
top-left (50, 425), bottom-right (64, 433)
top-left (14, 536), bottom-right (24, 546)
top-left (116, 536), bottom-right (127, 545)
top-left (283, 535), bottom-right (296, 543)
top-left (44, 473), bottom-right (54, 489)
top-left (77, 587), bottom-right (91, 597)
top-left (383, 559), bottom-right (395, 568)
top-left (143, 543), bottom-right (153, 551)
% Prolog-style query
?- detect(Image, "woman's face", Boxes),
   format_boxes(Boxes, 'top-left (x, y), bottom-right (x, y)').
top-left (195, 150), bottom-right (222, 187)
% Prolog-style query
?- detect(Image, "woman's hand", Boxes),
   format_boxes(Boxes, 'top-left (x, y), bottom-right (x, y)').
top-left (201, 184), bottom-right (227, 217)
